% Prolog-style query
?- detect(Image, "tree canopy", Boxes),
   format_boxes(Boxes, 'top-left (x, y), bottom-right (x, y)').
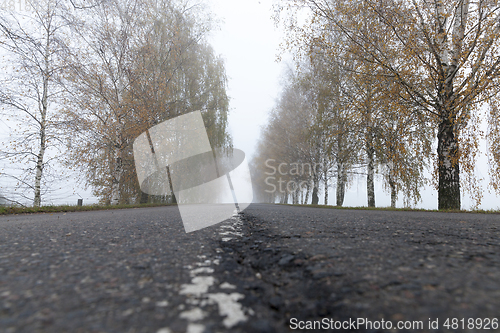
top-left (267, 0), bottom-right (500, 209)
top-left (0, 0), bottom-right (231, 205)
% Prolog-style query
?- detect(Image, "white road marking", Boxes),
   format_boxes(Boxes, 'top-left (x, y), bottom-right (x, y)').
top-left (208, 292), bottom-right (248, 328)
top-left (218, 214), bottom-right (245, 242)
top-left (190, 267), bottom-right (214, 276)
top-left (180, 308), bottom-right (206, 321)
top-left (156, 328), bottom-right (172, 333)
top-left (180, 276), bottom-right (215, 296)
top-left (186, 323), bottom-right (205, 333)
top-left (220, 282), bottom-right (236, 289)
top-left (155, 300), bottom-right (169, 307)
top-left (175, 215), bottom-right (251, 331)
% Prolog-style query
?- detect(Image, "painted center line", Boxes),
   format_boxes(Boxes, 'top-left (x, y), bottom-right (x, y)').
top-left (159, 215), bottom-right (250, 333)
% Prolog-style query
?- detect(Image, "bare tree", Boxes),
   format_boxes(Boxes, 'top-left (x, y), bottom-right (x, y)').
top-left (0, 0), bottom-right (70, 206)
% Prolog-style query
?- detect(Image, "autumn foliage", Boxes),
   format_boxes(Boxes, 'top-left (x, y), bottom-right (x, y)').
top-left (259, 0), bottom-right (500, 209)
top-left (0, 0), bottom-right (231, 206)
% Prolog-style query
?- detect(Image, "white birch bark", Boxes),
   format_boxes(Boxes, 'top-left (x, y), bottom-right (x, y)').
top-left (33, 22), bottom-right (51, 207)
top-left (110, 146), bottom-right (122, 205)
top-left (336, 161), bottom-right (346, 207)
top-left (324, 176), bottom-right (328, 205)
top-left (304, 182), bottom-right (310, 204)
top-left (366, 145), bottom-right (375, 207)
top-left (436, 0), bottom-right (470, 209)
top-left (109, 62), bottom-right (126, 205)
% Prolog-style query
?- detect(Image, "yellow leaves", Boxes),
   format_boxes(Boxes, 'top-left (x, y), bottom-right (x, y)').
top-left (459, 115), bottom-right (484, 208)
top-left (486, 99), bottom-right (500, 195)
top-left (277, 0), bottom-right (500, 208)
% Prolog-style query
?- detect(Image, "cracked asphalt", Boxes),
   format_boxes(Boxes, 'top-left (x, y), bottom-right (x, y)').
top-left (226, 204), bottom-right (500, 332)
top-left (0, 204), bottom-right (499, 332)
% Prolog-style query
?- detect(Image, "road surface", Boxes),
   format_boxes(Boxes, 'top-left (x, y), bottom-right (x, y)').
top-left (0, 204), bottom-right (499, 332)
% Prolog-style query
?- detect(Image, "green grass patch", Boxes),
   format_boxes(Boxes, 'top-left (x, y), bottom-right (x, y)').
top-left (0, 202), bottom-right (175, 216)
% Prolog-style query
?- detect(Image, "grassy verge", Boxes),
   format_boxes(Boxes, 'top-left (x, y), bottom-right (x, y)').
top-left (2, 202), bottom-right (498, 216)
top-left (0, 202), bottom-right (175, 215)
top-left (278, 203), bottom-right (500, 214)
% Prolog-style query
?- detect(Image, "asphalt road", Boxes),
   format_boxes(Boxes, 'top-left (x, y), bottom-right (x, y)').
top-left (0, 204), bottom-right (499, 332)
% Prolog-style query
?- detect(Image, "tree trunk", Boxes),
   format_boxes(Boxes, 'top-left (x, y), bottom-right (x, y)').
top-left (280, 192), bottom-right (289, 204)
top-left (434, 0), bottom-right (468, 210)
top-left (33, 130), bottom-right (46, 207)
top-left (387, 160), bottom-right (397, 208)
top-left (389, 178), bottom-right (396, 208)
top-left (366, 140), bottom-right (375, 207)
top-left (33, 101), bottom-right (46, 206)
top-left (33, 33), bottom-right (50, 207)
top-left (110, 148), bottom-right (123, 205)
top-left (268, 192), bottom-right (274, 204)
top-left (364, 84), bottom-right (376, 208)
top-left (325, 171), bottom-right (328, 206)
top-left (437, 118), bottom-right (460, 210)
top-left (311, 175), bottom-right (319, 205)
top-left (336, 162), bottom-right (346, 207)
top-left (304, 182), bottom-right (310, 204)
top-left (140, 191), bottom-right (149, 204)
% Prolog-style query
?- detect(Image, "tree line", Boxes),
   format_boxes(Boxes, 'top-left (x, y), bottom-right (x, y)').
top-left (252, 0), bottom-right (500, 210)
top-left (0, 0), bottom-right (231, 206)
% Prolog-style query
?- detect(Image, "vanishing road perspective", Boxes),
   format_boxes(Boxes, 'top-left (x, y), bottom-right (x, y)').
top-left (1, 204), bottom-right (499, 332)
top-left (2, 0), bottom-right (500, 332)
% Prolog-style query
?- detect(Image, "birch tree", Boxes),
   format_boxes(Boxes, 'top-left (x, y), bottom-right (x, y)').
top-left (63, 0), bottom-right (230, 204)
top-left (0, 0), bottom-right (70, 206)
top-left (377, 83), bottom-right (434, 207)
top-left (277, 0), bottom-right (500, 209)
top-left (487, 99), bottom-right (500, 196)
top-left (300, 54), bottom-right (361, 206)
top-left (61, 0), bottom-right (142, 205)
top-left (251, 73), bottom-right (318, 204)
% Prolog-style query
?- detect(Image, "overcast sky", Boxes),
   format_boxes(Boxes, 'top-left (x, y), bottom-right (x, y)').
top-left (207, 0), bottom-right (283, 159)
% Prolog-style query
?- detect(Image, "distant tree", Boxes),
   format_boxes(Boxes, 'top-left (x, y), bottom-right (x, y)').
top-left (252, 69), bottom-right (321, 204)
top-left (305, 54), bottom-right (361, 207)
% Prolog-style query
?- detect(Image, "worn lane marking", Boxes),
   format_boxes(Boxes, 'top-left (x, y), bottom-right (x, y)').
top-left (180, 308), bottom-right (206, 321)
top-left (180, 276), bottom-right (214, 296)
top-left (186, 323), bottom-right (205, 333)
top-left (219, 282), bottom-right (236, 290)
top-left (220, 213), bottom-right (244, 242)
top-left (169, 215), bottom-right (250, 332)
top-left (208, 293), bottom-right (247, 328)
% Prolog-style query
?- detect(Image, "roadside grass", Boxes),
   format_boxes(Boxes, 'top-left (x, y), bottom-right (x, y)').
top-left (1, 202), bottom-right (498, 216)
top-left (0, 202), bottom-right (175, 216)
top-left (279, 203), bottom-right (500, 214)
